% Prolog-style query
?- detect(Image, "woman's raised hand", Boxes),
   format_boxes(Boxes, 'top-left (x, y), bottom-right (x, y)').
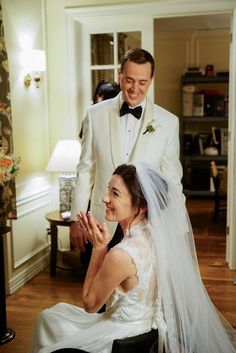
top-left (77, 211), bottom-right (111, 250)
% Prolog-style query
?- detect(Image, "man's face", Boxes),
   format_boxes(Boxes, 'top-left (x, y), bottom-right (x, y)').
top-left (119, 60), bottom-right (153, 107)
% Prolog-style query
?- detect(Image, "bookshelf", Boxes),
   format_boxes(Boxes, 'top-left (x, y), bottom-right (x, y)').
top-left (180, 74), bottom-right (228, 196)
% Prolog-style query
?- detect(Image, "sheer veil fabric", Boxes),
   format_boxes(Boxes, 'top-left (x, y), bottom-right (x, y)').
top-left (132, 161), bottom-right (236, 353)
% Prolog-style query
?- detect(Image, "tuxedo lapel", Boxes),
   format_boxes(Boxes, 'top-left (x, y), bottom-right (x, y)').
top-left (129, 96), bottom-right (154, 161)
top-left (109, 95), bottom-right (124, 169)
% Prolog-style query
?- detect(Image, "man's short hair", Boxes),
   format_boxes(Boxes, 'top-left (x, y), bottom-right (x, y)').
top-left (120, 48), bottom-right (155, 78)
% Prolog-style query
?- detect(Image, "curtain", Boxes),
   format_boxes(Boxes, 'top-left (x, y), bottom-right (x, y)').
top-left (0, 3), bottom-right (17, 219)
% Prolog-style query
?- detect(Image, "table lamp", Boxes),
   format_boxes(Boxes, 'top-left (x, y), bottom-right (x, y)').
top-left (46, 140), bottom-right (81, 217)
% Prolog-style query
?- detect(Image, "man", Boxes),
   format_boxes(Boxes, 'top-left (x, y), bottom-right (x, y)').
top-left (70, 48), bottom-right (185, 255)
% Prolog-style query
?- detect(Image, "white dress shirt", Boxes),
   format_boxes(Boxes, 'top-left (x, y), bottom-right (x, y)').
top-left (119, 96), bottom-right (146, 163)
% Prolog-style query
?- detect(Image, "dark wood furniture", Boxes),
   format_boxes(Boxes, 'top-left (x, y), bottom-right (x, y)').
top-left (0, 225), bottom-right (15, 344)
top-left (210, 161), bottom-right (227, 222)
top-left (180, 74), bottom-right (228, 197)
top-left (45, 211), bottom-right (72, 277)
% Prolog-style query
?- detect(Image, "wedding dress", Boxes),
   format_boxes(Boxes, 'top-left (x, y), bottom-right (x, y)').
top-left (133, 161), bottom-right (236, 353)
top-left (30, 161), bottom-right (236, 353)
top-left (29, 221), bottom-right (160, 353)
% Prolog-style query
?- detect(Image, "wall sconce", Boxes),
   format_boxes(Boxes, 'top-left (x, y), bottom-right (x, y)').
top-left (22, 49), bottom-right (46, 88)
top-left (46, 140), bottom-right (81, 216)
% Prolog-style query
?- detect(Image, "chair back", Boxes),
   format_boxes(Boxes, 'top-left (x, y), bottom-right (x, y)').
top-left (210, 161), bottom-right (227, 221)
top-left (112, 329), bottom-right (158, 353)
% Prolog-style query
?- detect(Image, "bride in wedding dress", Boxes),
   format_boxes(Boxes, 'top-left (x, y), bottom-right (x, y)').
top-left (29, 162), bottom-right (236, 353)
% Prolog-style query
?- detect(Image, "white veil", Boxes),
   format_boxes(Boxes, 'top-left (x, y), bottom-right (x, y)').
top-left (131, 161), bottom-right (236, 353)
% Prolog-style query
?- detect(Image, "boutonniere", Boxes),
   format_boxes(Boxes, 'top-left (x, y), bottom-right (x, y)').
top-left (143, 119), bottom-right (160, 135)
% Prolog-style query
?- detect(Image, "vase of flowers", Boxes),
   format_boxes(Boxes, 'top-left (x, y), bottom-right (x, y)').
top-left (0, 147), bottom-right (20, 227)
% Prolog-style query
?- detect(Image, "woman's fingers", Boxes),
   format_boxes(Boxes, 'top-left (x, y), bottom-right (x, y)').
top-left (87, 212), bottom-right (100, 231)
top-left (101, 223), bottom-right (111, 243)
top-left (77, 212), bottom-right (89, 232)
top-left (76, 211), bottom-right (111, 249)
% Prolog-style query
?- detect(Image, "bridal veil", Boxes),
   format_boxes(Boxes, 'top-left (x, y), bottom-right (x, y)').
top-left (132, 161), bottom-right (236, 353)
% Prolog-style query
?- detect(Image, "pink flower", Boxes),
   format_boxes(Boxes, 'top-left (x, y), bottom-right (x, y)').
top-left (0, 156), bottom-right (14, 168)
top-left (0, 147), bottom-right (20, 185)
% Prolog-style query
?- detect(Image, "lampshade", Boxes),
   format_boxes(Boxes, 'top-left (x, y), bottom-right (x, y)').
top-left (46, 140), bottom-right (81, 173)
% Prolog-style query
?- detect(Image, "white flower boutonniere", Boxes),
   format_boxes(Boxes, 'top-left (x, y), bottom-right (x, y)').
top-left (143, 119), bottom-right (160, 135)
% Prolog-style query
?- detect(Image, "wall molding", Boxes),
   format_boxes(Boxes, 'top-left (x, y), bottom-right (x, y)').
top-left (8, 251), bottom-right (50, 294)
top-left (16, 172), bottom-right (52, 204)
top-left (14, 243), bottom-right (49, 269)
top-left (66, 1), bottom-right (235, 20)
top-left (12, 172), bottom-right (54, 269)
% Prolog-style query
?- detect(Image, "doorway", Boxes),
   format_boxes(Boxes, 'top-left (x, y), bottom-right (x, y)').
top-left (154, 14), bottom-right (230, 241)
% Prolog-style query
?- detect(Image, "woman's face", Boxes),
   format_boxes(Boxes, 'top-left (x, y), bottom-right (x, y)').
top-left (102, 174), bottom-right (137, 225)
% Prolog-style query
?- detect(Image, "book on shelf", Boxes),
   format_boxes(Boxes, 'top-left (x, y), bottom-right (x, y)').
top-left (190, 165), bottom-right (211, 191)
top-left (210, 177), bottom-right (215, 192)
top-left (182, 92), bottom-right (193, 116)
top-left (182, 85), bottom-right (196, 116)
top-left (221, 128), bottom-right (228, 155)
top-left (194, 133), bottom-right (209, 155)
top-left (192, 93), bottom-right (204, 117)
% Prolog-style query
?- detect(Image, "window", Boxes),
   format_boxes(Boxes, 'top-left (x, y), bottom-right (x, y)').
top-left (90, 31), bottom-right (141, 98)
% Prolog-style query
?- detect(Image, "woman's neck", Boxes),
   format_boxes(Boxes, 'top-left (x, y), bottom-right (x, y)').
top-left (119, 214), bottom-right (147, 234)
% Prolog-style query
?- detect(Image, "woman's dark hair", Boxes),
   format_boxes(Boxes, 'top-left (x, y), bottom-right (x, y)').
top-left (120, 48), bottom-right (155, 78)
top-left (93, 80), bottom-right (120, 104)
top-left (113, 164), bottom-right (147, 213)
top-left (113, 164), bottom-right (168, 213)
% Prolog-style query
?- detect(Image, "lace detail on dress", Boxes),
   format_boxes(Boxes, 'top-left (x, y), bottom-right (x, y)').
top-left (111, 221), bottom-right (168, 353)
top-left (108, 221), bottom-right (157, 311)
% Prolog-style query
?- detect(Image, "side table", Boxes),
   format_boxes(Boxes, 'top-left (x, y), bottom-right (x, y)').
top-left (45, 211), bottom-right (72, 277)
top-left (0, 225), bottom-right (15, 344)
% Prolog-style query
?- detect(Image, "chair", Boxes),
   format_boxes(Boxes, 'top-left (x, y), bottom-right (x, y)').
top-left (51, 328), bottom-right (158, 353)
top-left (111, 329), bottom-right (158, 353)
top-left (210, 161), bottom-right (227, 222)
top-left (51, 348), bottom-right (88, 353)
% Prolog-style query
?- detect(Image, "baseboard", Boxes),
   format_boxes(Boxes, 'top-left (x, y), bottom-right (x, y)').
top-left (8, 252), bottom-right (50, 294)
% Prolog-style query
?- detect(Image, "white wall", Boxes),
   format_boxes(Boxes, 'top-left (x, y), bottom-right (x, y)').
top-left (2, 0), bottom-right (49, 172)
top-left (1, 0), bottom-right (56, 293)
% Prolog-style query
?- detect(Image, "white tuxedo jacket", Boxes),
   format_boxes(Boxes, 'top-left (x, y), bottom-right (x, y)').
top-left (71, 93), bottom-right (184, 234)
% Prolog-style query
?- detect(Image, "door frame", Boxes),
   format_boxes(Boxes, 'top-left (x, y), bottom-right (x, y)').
top-left (65, 0), bottom-right (236, 269)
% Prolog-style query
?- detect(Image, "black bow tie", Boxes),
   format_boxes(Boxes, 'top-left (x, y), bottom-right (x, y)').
top-left (120, 102), bottom-right (142, 120)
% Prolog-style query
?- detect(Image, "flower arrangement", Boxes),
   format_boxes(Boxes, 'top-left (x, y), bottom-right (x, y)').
top-left (0, 147), bottom-right (20, 186)
top-left (143, 119), bottom-right (160, 135)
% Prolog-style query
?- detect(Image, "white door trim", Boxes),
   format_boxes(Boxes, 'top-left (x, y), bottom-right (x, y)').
top-left (66, 1), bottom-right (236, 19)
top-left (227, 9), bottom-right (236, 269)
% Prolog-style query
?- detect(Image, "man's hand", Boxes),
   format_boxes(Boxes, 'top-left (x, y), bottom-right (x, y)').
top-left (70, 221), bottom-right (88, 252)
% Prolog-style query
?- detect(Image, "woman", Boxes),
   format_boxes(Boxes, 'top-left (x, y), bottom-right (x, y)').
top-left (92, 80), bottom-right (120, 104)
top-left (79, 80), bottom-right (120, 138)
top-left (30, 162), bottom-right (236, 353)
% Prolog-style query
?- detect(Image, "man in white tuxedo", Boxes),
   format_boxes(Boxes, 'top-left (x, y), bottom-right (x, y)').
top-left (70, 48), bottom-right (184, 254)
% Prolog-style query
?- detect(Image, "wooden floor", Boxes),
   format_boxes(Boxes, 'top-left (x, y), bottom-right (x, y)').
top-left (1, 198), bottom-right (236, 353)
